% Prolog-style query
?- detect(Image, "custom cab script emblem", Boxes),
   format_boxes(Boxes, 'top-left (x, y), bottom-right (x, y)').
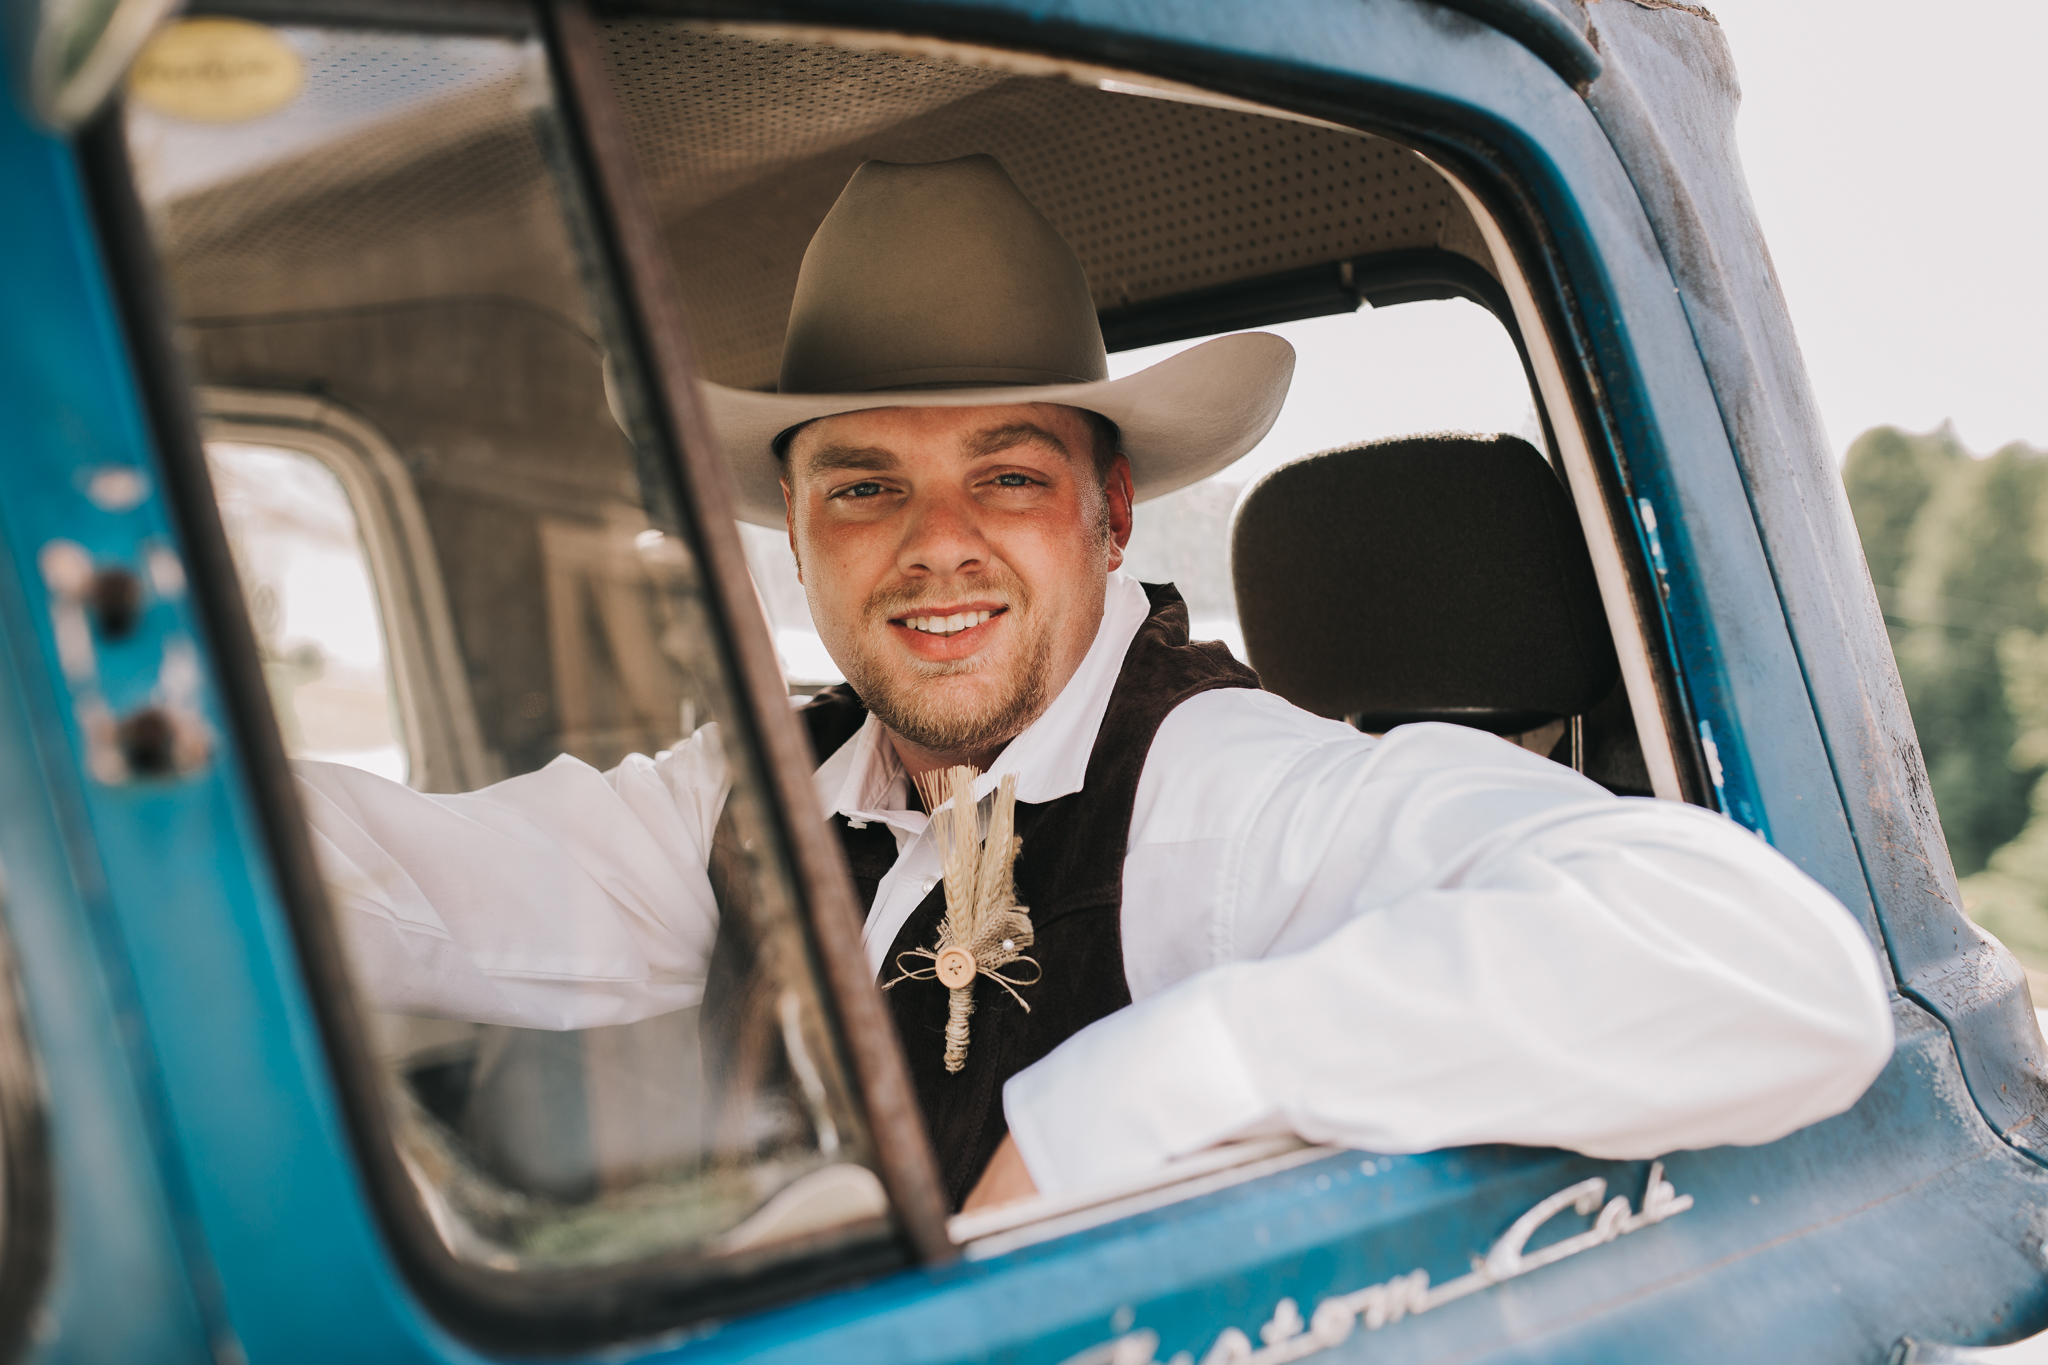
top-left (1065, 1162), bottom-right (1694, 1365)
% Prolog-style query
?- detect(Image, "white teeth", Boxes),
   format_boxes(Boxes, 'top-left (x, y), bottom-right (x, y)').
top-left (904, 610), bottom-right (996, 635)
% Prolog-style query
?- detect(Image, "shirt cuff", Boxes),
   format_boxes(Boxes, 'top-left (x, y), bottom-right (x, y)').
top-left (1001, 968), bottom-right (1275, 1196)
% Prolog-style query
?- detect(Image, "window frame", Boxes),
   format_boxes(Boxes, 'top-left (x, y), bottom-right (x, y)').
top-left (1419, 156), bottom-right (1695, 802)
top-left (197, 388), bottom-right (494, 793)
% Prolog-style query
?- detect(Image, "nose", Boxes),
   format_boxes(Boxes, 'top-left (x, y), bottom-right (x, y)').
top-left (897, 485), bottom-right (989, 581)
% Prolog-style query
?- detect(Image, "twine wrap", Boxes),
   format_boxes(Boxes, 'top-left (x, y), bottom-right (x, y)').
top-left (885, 766), bottom-right (1040, 1072)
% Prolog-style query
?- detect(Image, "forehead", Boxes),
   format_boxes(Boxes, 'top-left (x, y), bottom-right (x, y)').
top-left (785, 402), bottom-right (1089, 471)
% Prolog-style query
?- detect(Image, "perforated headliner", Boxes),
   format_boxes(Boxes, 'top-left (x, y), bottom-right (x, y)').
top-left (604, 24), bottom-right (1489, 387)
top-left (147, 21), bottom-right (1490, 388)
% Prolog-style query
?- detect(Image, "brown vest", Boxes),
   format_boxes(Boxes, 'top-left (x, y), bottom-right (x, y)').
top-left (797, 583), bottom-right (1259, 1208)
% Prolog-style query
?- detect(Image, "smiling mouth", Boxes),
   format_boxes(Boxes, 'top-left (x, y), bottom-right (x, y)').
top-left (892, 607), bottom-right (1006, 638)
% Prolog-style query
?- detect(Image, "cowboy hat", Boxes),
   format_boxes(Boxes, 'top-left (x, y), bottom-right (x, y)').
top-left (700, 154), bottom-right (1296, 527)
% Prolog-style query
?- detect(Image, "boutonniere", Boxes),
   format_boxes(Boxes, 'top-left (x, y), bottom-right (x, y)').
top-left (885, 765), bottom-right (1040, 1073)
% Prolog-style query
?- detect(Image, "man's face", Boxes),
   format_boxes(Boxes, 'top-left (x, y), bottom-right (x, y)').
top-left (782, 403), bottom-right (1134, 763)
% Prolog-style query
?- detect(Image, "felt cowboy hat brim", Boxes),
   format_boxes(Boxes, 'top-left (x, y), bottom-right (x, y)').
top-left (707, 154), bottom-right (1294, 526)
top-left (707, 332), bottom-right (1295, 527)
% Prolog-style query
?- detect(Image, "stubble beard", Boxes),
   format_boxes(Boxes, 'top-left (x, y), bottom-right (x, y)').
top-left (838, 583), bottom-right (1056, 757)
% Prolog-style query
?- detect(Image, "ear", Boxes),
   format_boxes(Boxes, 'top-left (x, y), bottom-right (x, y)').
top-left (1103, 454), bottom-right (1135, 573)
top-left (782, 479), bottom-right (802, 583)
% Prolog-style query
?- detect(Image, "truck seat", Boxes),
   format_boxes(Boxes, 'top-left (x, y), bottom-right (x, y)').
top-left (1230, 432), bottom-right (1619, 738)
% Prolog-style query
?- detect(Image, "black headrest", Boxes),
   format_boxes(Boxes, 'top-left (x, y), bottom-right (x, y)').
top-left (1231, 433), bottom-right (1619, 733)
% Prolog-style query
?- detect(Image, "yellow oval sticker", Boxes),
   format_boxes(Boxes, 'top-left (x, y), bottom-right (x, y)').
top-left (127, 18), bottom-right (302, 123)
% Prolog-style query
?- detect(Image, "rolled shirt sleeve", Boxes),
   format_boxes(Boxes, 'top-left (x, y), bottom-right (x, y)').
top-left (294, 724), bottom-right (732, 1030)
top-left (1004, 698), bottom-right (1896, 1196)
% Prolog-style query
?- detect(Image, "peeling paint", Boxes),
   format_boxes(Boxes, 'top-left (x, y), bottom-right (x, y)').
top-left (1597, 0), bottom-right (1720, 21)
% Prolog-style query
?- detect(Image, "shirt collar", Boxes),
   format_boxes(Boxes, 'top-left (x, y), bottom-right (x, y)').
top-left (813, 571), bottom-right (1154, 827)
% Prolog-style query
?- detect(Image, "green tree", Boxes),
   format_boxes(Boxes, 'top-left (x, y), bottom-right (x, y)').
top-left (1843, 424), bottom-right (1961, 594)
top-left (1962, 626), bottom-right (2048, 970)
top-left (1843, 425), bottom-right (2048, 974)
top-left (1887, 439), bottom-right (2048, 874)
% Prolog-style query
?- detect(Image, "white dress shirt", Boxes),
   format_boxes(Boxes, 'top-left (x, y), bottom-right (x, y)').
top-left (296, 571), bottom-right (1894, 1196)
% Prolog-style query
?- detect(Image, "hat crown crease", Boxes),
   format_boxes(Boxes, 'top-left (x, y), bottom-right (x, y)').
top-left (778, 155), bottom-right (1109, 395)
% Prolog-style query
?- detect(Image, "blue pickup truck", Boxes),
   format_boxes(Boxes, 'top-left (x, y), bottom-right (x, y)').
top-left (1, 0), bottom-right (2043, 1361)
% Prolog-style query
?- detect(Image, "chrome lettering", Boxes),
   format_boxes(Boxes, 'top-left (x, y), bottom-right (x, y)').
top-left (1062, 1162), bottom-right (1694, 1365)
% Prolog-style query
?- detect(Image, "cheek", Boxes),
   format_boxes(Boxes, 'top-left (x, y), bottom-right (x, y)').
top-left (1036, 507), bottom-right (1110, 573)
top-left (1004, 519), bottom-right (1110, 619)
top-left (793, 521), bottom-right (879, 621)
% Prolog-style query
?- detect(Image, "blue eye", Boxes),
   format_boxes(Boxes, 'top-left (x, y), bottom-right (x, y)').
top-left (844, 481), bottom-right (883, 498)
top-left (993, 473), bottom-right (1034, 487)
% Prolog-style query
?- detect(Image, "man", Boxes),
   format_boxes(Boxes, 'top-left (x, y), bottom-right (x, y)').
top-left (299, 155), bottom-right (1893, 1215)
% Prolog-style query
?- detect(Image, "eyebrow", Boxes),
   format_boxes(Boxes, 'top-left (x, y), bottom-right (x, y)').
top-left (795, 421), bottom-right (1074, 478)
top-left (799, 444), bottom-right (898, 477)
top-left (966, 422), bottom-right (1072, 460)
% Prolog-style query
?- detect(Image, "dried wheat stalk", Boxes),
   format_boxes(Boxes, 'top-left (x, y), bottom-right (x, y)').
top-left (890, 766), bottom-right (1038, 1072)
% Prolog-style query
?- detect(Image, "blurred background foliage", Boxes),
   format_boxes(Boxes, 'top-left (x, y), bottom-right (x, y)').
top-left (1845, 425), bottom-right (2048, 976)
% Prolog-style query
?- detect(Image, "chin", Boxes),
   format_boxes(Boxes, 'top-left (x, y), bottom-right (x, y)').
top-left (894, 678), bottom-right (1008, 728)
top-left (868, 668), bottom-right (1044, 756)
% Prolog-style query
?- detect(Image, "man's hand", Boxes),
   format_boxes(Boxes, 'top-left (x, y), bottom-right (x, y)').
top-left (961, 1133), bottom-right (1038, 1212)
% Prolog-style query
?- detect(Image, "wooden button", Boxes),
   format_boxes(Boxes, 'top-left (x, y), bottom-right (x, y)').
top-left (936, 948), bottom-right (977, 989)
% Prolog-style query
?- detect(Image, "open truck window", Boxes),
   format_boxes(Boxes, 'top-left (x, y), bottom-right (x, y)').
top-left (674, 21), bottom-right (1681, 821)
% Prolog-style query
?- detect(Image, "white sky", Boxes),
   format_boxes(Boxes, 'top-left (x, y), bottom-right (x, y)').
top-left (1106, 302), bottom-right (1536, 488)
top-left (1705, 0), bottom-right (2048, 459)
